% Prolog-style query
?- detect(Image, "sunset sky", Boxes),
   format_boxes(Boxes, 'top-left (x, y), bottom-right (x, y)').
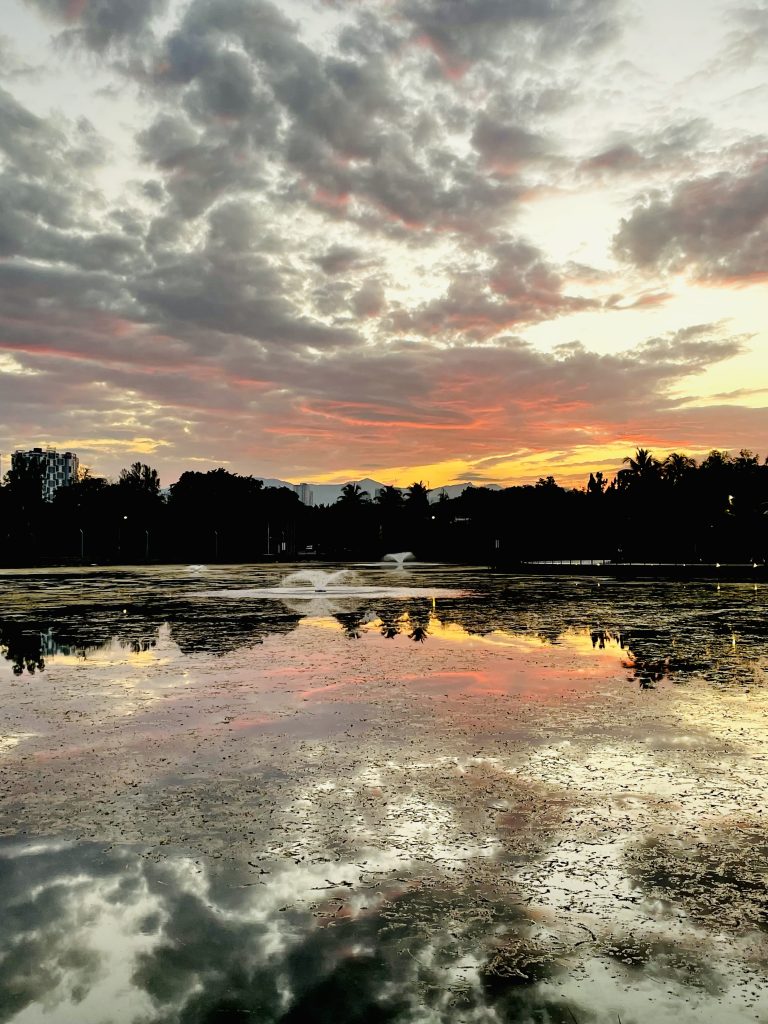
top-left (1, 0), bottom-right (766, 489)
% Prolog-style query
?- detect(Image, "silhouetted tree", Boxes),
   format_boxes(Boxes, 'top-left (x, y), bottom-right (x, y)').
top-left (587, 472), bottom-right (607, 495)
top-left (375, 485), bottom-right (406, 552)
top-left (1, 457), bottom-right (46, 559)
top-left (1, 444), bottom-right (767, 568)
top-left (324, 483), bottom-right (375, 557)
top-left (405, 481), bottom-right (429, 512)
top-left (618, 448), bottom-right (659, 489)
top-left (375, 485), bottom-right (404, 512)
top-left (336, 482), bottom-right (371, 507)
top-left (662, 452), bottom-right (697, 485)
top-left (119, 462), bottom-right (161, 495)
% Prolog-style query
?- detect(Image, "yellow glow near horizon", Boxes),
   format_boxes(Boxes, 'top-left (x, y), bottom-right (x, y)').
top-left (309, 438), bottom-right (734, 491)
top-left (61, 437), bottom-right (171, 453)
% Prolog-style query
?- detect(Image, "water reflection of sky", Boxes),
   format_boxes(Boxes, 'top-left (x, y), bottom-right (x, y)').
top-left (1, 834), bottom-right (766, 1024)
top-left (0, 567), bottom-right (766, 1023)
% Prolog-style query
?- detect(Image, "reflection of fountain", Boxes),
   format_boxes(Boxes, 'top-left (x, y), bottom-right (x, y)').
top-left (191, 565), bottom-right (463, 604)
top-left (281, 569), bottom-right (355, 593)
top-left (279, 596), bottom-right (362, 617)
top-left (186, 564), bottom-right (207, 573)
top-left (382, 552), bottom-right (415, 567)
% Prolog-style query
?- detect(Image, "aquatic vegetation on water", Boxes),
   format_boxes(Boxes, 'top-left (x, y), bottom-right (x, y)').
top-left (0, 566), bottom-right (766, 1023)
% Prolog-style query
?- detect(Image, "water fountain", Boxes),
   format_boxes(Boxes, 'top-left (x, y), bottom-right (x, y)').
top-left (191, 564), bottom-right (464, 602)
top-left (281, 568), bottom-right (354, 593)
top-left (382, 551), bottom-right (416, 567)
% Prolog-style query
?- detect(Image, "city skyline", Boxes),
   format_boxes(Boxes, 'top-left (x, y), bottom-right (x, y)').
top-left (1, 0), bottom-right (767, 489)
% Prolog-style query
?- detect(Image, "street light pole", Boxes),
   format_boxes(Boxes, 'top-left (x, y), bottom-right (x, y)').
top-left (117, 514), bottom-right (127, 559)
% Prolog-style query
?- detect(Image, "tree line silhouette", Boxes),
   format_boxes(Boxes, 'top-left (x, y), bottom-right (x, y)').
top-left (1, 448), bottom-right (766, 567)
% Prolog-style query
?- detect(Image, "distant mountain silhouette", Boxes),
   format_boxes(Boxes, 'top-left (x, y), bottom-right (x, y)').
top-left (247, 476), bottom-right (388, 506)
top-left (251, 476), bottom-right (500, 506)
top-left (428, 482), bottom-right (501, 502)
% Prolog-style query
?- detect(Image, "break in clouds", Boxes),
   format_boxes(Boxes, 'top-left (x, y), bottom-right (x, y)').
top-left (1, 0), bottom-right (767, 484)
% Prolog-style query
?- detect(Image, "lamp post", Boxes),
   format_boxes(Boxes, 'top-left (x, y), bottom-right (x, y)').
top-left (79, 528), bottom-right (84, 561)
top-left (117, 514), bottom-right (127, 558)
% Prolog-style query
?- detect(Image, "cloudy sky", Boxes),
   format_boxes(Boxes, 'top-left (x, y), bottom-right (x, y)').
top-left (1, 0), bottom-right (766, 488)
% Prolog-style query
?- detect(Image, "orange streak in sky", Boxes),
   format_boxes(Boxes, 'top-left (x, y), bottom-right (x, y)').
top-left (709, 271), bottom-right (768, 287)
top-left (299, 400), bottom-right (485, 430)
top-left (312, 187), bottom-right (350, 210)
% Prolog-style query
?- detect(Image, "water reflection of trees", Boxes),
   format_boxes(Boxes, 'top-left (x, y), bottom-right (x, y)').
top-left (333, 599), bottom-right (432, 642)
top-left (2, 582), bottom-right (764, 688)
top-left (0, 615), bottom-right (129, 676)
top-left (168, 606), bottom-right (303, 654)
top-left (0, 621), bottom-right (47, 675)
top-left (437, 582), bottom-right (766, 689)
top-left (0, 596), bottom-right (443, 672)
top-left (0, 603), bottom-right (305, 674)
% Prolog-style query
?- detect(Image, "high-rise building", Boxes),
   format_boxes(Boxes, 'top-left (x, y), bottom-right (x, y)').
top-left (12, 447), bottom-right (80, 501)
top-left (297, 482), bottom-right (314, 506)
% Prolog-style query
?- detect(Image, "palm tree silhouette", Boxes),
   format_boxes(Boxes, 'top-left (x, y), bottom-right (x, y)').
top-left (336, 482), bottom-right (370, 507)
top-left (662, 452), bottom-right (696, 486)
top-left (375, 485), bottom-right (405, 511)
top-left (618, 448), bottom-right (659, 489)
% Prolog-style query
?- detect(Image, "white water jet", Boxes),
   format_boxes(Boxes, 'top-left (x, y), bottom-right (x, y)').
top-left (382, 551), bottom-right (416, 567)
top-left (280, 568), bottom-right (355, 593)
top-left (191, 565), bottom-right (466, 601)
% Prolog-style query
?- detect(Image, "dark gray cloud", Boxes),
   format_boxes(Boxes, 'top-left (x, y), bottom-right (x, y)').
top-left (400, 0), bottom-right (620, 73)
top-left (582, 141), bottom-right (644, 174)
top-left (0, 86), bottom-right (102, 180)
top-left (24, 0), bottom-right (167, 51)
top-left (0, 85), bottom-right (144, 280)
top-left (314, 245), bottom-right (367, 276)
top-left (140, 0), bottom-right (526, 235)
top-left (580, 120), bottom-right (709, 178)
top-left (614, 160), bottom-right (768, 279)
top-left (352, 278), bottom-right (386, 318)
top-left (397, 240), bottom-right (594, 339)
top-left (136, 112), bottom-right (273, 222)
top-left (134, 251), bottom-right (360, 351)
top-left (471, 114), bottom-right (551, 170)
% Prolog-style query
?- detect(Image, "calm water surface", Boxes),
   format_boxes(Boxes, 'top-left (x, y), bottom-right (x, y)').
top-left (0, 565), bottom-right (766, 1024)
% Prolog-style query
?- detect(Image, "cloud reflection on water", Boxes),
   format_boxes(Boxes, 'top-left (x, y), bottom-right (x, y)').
top-left (2, 836), bottom-right (764, 1024)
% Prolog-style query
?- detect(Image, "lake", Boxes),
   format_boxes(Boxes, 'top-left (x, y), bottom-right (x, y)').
top-left (0, 565), bottom-right (766, 1024)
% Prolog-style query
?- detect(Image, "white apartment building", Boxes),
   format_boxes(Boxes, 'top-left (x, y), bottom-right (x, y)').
top-left (297, 482), bottom-right (314, 506)
top-left (12, 447), bottom-right (80, 501)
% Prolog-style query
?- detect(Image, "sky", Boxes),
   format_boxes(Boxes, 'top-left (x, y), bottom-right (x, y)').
top-left (0, 0), bottom-right (766, 489)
